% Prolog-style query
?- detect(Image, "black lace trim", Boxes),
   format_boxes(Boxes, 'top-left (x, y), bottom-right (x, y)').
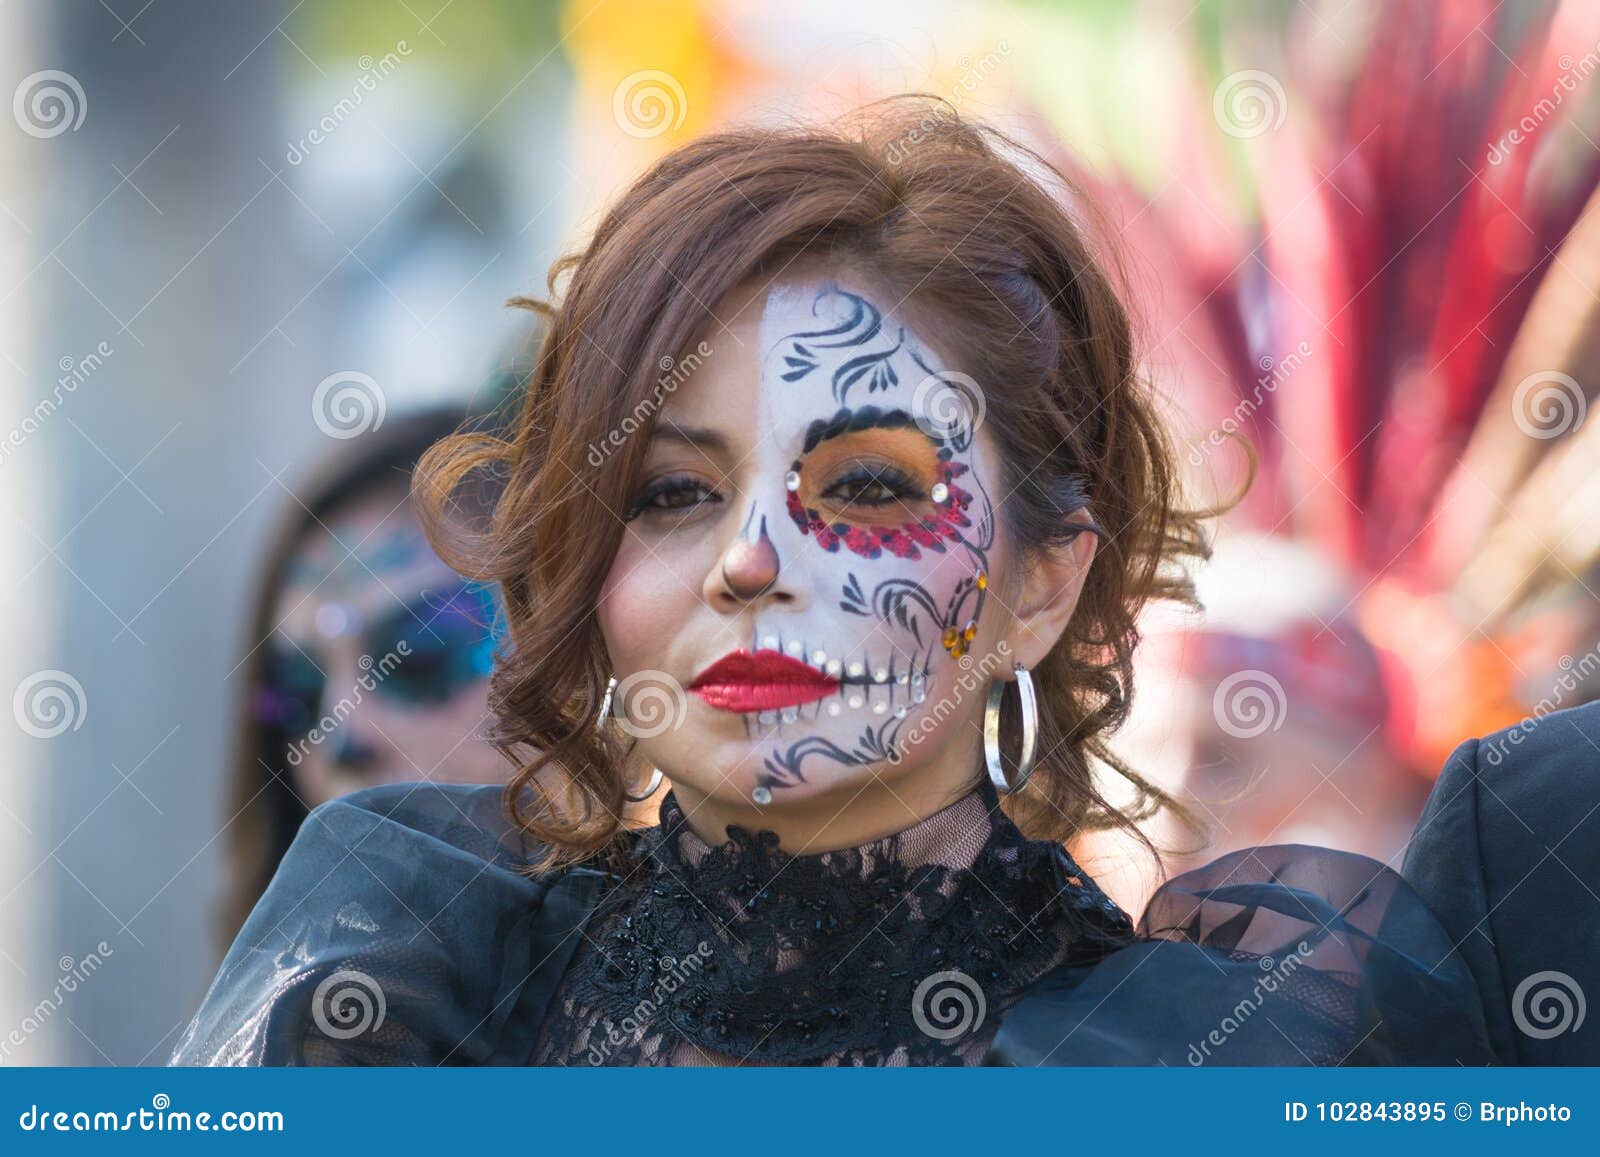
top-left (531, 778), bottom-right (1134, 1066)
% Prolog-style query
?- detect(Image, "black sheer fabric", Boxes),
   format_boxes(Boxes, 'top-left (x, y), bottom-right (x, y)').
top-left (530, 779), bottom-right (1132, 1065)
top-left (170, 779), bottom-right (1495, 1067)
top-left (986, 844), bottom-right (1497, 1065)
top-left (168, 784), bottom-right (604, 1065)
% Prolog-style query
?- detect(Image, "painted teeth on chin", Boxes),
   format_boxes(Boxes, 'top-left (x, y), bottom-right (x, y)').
top-left (731, 641), bottom-right (933, 727)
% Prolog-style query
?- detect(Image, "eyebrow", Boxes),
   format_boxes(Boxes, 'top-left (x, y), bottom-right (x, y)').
top-left (651, 420), bottom-right (730, 455)
top-left (801, 405), bottom-right (930, 453)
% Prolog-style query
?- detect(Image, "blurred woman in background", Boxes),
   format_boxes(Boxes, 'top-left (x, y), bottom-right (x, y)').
top-left (219, 405), bottom-right (509, 949)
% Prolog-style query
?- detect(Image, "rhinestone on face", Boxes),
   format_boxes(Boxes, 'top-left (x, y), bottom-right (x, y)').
top-left (894, 706), bottom-right (907, 718)
top-left (873, 668), bottom-right (888, 683)
top-left (896, 673), bottom-right (909, 685)
top-left (931, 482), bottom-right (949, 503)
top-left (785, 639), bottom-right (803, 656)
top-left (847, 693), bottom-right (864, 709)
top-left (785, 470), bottom-right (801, 492)
top-left (872, 701), bottom-right (887, 714)
top-left (811, 649), bottom-right (827, 665)
top-left (847, 661), bottom-right (865, 678)
top-left (752, 786), bottom-right (773, 805)
top-left (825, 659), bottom-right (842, 677)
top-left (781, 707), bottom-right (798, 723)
top-left (762, 635), bottom-right (779, 650)
top-left (826, 701), bottom-right (842, 716)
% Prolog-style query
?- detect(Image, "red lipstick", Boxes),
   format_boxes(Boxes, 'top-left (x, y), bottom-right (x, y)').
top-left (688, 649), bottom-right (840, 713)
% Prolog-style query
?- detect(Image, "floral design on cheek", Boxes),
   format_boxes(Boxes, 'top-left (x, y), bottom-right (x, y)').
top-left (744, 282), bottom-right (1007, 798)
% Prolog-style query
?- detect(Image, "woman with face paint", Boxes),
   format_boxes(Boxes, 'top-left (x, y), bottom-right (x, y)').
top-left (218, 407), bottom-right (509, 954)
top-left (172, 98), bottom-right (1520, 1067)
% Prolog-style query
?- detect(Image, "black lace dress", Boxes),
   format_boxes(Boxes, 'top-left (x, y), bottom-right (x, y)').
top-left (168, 776), bottom-right (1499, 1066)
top-left (529, 780), bottom-right (1131, 1065)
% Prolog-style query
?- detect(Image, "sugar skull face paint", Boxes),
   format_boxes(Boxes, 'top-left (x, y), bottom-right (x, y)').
top-left (598, 272), bottom-right (1014, 810)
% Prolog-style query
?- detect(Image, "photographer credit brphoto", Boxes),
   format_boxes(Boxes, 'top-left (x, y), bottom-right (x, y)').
top-left (1, 0), bottom-right (1597, 1146)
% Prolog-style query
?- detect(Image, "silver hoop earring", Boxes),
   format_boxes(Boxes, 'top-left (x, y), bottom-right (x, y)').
top-left (624, 767), bottom-right (664, 803)
top-left (596, 674), bottom-right (618, 729)
top-left (983, 662), bottom-right (1038, 794)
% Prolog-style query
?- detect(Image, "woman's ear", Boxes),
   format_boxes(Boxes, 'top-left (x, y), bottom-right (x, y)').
top-left (1000, 520), bottom-right (1098, 672)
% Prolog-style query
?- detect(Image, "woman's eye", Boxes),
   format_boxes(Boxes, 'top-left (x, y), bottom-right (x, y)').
top-left (628, 476), bottom-right (720, 520)
top-left (822, 466), bottom-right (922, 507)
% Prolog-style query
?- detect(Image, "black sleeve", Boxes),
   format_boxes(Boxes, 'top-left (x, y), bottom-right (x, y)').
top-left (1403, 701), bottom-right (1600, 1064)
top-left (986, 843), bottom-right (1496, 1066)
top-left (168, 782), bottom-right (601, 1066)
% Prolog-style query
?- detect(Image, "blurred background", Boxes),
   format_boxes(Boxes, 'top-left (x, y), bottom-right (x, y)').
top-left (3, 0), bottom-right (1599, 1064)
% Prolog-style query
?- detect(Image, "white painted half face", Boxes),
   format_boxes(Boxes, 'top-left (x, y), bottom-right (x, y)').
top-left (598, 273), bottom-right (1015, 806)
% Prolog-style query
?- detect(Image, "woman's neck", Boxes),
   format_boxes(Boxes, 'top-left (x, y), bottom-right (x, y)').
top-left (665, 753), bottom-right (989, 857)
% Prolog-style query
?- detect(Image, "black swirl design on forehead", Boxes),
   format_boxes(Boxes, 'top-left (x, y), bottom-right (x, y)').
top-left (778, 287), bottom-right (906, 403)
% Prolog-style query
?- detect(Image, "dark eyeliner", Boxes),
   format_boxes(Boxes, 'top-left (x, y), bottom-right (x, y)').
top-left (627, 474), bottom-right (720, 520)
top-left (822, 464), bottom-right (925, 506)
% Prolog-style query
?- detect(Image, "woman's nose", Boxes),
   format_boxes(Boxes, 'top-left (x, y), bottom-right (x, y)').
top-left (332, 727), bottom-right (381, 770)
top-left (706, 508), bottom-right (796, 608)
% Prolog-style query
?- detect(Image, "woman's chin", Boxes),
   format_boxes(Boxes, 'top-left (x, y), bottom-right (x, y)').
top-left (653, 732), bottom-right (911, 809)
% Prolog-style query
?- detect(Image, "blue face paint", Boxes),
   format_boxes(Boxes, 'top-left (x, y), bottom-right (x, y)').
top-left (258, 579), bottom-right (501, 736)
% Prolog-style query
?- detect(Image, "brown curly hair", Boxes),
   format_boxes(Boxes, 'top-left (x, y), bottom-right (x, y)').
top-left (414, 95), bottom-right (1214, 869)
